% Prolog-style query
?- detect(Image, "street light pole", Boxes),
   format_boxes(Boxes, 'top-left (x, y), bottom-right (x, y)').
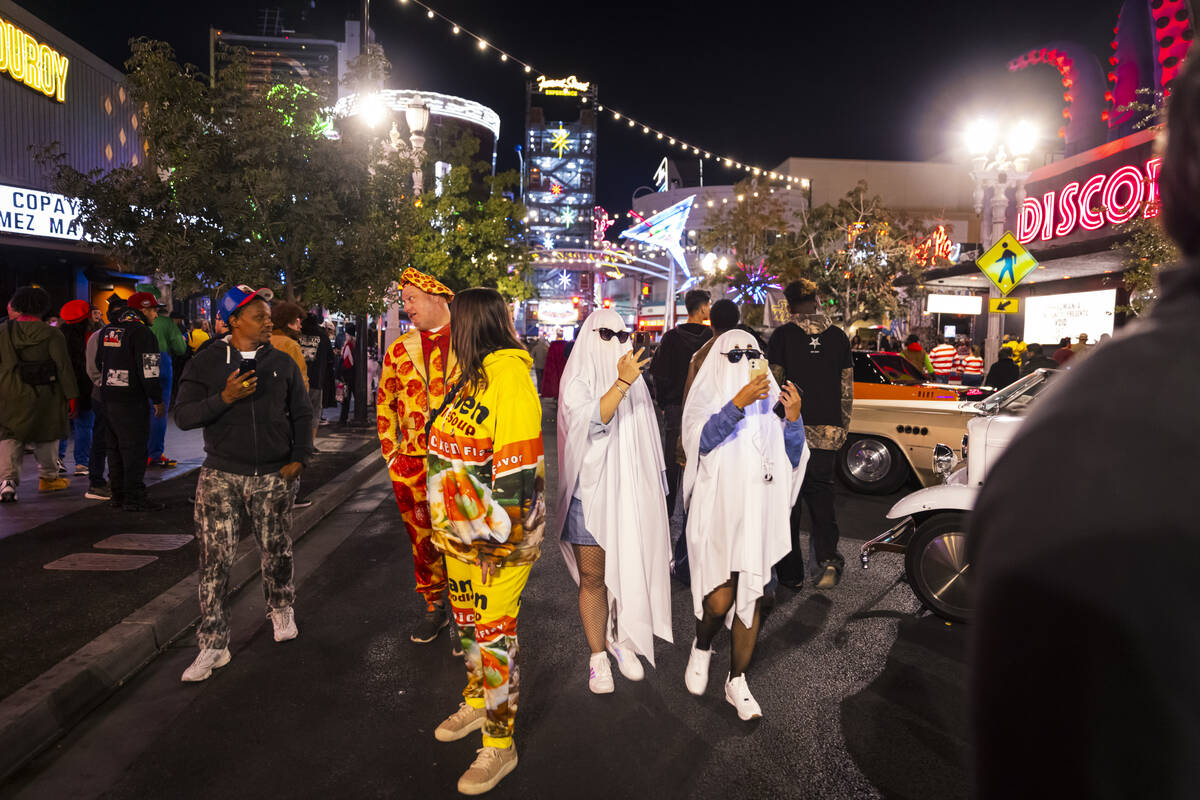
top-left (965, 120), bottom-right (1034, 370)
top-left (352, 0), bottom-right (372, 425)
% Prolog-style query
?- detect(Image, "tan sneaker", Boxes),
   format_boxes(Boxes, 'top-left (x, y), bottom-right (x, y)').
top-left (457, 746), bottom-right (518, 795)
top-left (38, 477), bottom-right (69, 493)
top-left (434, 702), bottom-right (486, 742)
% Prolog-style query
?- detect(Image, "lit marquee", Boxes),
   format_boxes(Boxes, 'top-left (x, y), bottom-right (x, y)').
top-left (0, 16), bottom-right (70, 103)
top-left (1016, 157), bottom-right (1161, 244)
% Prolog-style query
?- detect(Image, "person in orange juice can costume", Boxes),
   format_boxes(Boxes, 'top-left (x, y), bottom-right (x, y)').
top-left (377, 267), bottom-right (459, 644)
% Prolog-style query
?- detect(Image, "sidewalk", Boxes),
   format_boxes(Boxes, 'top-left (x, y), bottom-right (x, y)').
top-left (0, 421), bottom-right (382, 702)
top-left (0, 422), bottom-right (206, 540)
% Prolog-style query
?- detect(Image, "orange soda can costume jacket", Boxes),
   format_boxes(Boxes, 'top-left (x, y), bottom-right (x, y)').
top-left (376, 268), bottom-right (458, 605)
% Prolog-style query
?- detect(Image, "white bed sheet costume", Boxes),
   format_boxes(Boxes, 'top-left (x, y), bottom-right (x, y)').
top-left (553, 309), bottom-right (674, 664)
top-left (680, 329), bottom-right (810, 628)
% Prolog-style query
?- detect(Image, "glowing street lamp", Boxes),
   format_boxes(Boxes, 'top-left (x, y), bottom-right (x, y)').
top-left (359, 93), bottom-right (386, 129)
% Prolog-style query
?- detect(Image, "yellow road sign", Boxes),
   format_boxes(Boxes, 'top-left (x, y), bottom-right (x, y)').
top-left (976, 232), bottom-right (1038, 296)
top-left (989, 297), bottom-right (1020, 313)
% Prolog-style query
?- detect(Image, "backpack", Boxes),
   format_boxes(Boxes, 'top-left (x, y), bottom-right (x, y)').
top-left (5, 321), bottom-right (58, 387)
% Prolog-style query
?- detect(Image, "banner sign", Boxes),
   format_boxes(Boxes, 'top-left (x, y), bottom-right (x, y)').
top-left (0, 183), bottom-right (86, 241)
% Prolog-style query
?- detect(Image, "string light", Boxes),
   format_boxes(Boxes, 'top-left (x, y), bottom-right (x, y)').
top-left (390, 0), bottom-right (809, 186)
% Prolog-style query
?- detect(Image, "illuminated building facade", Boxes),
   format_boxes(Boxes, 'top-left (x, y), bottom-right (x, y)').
top-left (0, 0), bottom-right (148, 312)
top-left (525, 75), bottom-right (597, 251)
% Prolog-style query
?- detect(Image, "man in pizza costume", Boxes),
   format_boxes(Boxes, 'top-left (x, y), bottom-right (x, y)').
top-left (378, 267), bottom-right (459, 643)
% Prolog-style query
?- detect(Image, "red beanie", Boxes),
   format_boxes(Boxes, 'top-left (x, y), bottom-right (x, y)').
top-left (60, 299), bottom-right (91, 324)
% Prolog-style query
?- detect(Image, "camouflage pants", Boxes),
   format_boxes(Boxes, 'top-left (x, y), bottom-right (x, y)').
top-left (446, 556), bottom-right (531, 749)
top-left (194, 467), bottom-right (296, 649)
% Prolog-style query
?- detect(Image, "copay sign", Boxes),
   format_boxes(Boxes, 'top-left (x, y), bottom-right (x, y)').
top-left (0, 184), bottom-right (86, 241)
top-left (1016, 129), bottom-right (1158, 248)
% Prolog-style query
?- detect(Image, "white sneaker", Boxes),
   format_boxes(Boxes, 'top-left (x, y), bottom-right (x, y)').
top-left (724, 673), bottom-right (763, 720)
top-left (588, 652), bottom-right (614, 694)
top-left (607, 639), bottom-right (645, 681)
top-left (684, 639), bottom-right (712, 696)
top-left (270, 606), bottom-right (298, 642)
top-left (0, 480), bottom-right (16, 503)
top-left (181, 647), bottom-right (231, 682)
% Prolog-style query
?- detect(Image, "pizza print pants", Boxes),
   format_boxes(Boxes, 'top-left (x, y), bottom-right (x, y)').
top-left (390, 457), bottom-right (447, 606)
top-left (446, 556), bottom-right (532, 749)
top-left (194, 467), bottom-right (296, 650)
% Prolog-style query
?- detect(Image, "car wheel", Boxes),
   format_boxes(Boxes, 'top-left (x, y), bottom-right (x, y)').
top-left (904, 512), bottom-right (970, 624)
top-left (838, 435), bottom-right (910, 495)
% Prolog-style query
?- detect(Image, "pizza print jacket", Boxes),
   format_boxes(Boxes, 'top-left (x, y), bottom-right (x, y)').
top-left (426, 348), bottom-right (546, 567)
top-left (377, 330), bottom-right (459, 480)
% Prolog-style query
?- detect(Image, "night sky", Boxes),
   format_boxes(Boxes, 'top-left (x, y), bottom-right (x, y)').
top-left (35, 0), bottom-right (1125, 213)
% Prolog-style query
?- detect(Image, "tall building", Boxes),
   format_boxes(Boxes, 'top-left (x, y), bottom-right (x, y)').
top-left (524, 75), bottom-right (596, 251)
top-left (210, 20), bottom-right (362, 102)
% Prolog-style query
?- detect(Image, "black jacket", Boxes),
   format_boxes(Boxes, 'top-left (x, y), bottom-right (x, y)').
top-left (969, 259), bottom-right (1200, 798)
top-left (1020, 353), bottom-right (1059, 376)
top-left (649, 322), bottom-right (712, 407)
top-left (95, 310), bottom-right (164, 404)
top-left (61, 321), bottom-right (93, 413)
top-left (983, 356), bottom-right (1019, 389)
top-left (174, 339), bottom-right (314, 476)
top-left (297, 328), bottom-right (333, 391)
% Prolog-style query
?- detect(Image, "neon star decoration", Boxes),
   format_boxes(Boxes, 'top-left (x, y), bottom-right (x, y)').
top-left (560, 208), bottom-right (577, 226)
top-left (730, 258), bottom-right (783, 304)
top-left (618, 194), bottom-right (695, 282)
top-left (549, 182), bottom-right (563, 196)
top-left (550, 126), bottom-right (571, 157)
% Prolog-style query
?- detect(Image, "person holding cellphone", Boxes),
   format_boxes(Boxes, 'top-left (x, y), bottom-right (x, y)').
top-left (554, 309), bottom-right (673, 694)
top-left (424, 288), bottom-right (545, 795)
top-left (679, 329), bottom-right (809, 720)
top-left (174, 285), bottom-right (313, 683)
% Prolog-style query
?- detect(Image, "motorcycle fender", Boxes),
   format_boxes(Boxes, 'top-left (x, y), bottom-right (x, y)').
top-left (885, 484), bottom-right (978, 520)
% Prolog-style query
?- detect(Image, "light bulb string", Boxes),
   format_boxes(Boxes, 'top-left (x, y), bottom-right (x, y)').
top-left (392, 0), bottom-right (805, 185)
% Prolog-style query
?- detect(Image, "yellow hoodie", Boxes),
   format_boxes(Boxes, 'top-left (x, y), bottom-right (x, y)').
top-left (426, 348), bottom-right (545, 566)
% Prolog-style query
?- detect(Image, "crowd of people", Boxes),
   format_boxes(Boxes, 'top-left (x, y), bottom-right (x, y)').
top-left (0, 287), bottom-right (349, 507)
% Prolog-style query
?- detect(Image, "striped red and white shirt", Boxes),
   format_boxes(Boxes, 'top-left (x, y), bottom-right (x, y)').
top-left (930, 344), bottom-right (957, 374)
top-left (958, 355), bottom-right (984, 376)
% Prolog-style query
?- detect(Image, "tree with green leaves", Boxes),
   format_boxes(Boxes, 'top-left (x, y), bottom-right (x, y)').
top-left (36, 38), bottom-right (528, 316)
top-left (790, 181), bottom-right (931, 325)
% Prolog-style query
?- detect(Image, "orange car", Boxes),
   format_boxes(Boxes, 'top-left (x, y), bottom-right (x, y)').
top-left (852, 351), bottom-right (988, 402)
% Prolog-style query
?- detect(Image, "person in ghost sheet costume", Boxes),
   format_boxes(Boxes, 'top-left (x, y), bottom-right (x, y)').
top-left (553, 309), bottom-right (674, 694)
top-left (679, 329), bottom-right (809, 721)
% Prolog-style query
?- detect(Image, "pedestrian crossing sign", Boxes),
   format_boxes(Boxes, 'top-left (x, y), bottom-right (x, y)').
top-left (988, 297), bottom-right (1019, 313)
top-left (976, 232), bottom-right (1038, 296)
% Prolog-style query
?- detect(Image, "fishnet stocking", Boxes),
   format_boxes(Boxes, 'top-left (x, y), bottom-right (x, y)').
top-left (574, 544), bottom-right (609, 654)
top-left (694, 574), bottom-right (763, 678)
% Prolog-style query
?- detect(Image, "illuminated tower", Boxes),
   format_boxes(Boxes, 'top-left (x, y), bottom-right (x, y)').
top-left (525, 75), bottom-right (597, 250)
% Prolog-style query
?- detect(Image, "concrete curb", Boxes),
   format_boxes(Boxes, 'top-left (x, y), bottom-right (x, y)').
top-left (0, 447), bottom-right (384, 782)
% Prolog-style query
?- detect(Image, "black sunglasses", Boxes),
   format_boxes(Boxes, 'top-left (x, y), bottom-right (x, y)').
top-left (597, 327), bottom-right (631, 343)
top-left (721, 348), bottom-right (763, 363)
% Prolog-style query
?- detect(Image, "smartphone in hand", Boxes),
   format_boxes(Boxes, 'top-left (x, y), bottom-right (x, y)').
top-left (747, 356), bottom-right (768, 381)
top-left (238, 357), bottom-right (256, 376)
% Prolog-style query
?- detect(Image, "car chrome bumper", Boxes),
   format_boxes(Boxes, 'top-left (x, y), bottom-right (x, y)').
top-left (860, 517), bottom-right (915, 569)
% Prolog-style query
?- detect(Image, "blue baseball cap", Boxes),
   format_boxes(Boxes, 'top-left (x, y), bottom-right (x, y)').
top-left (218, 285), bottom-right (274, 323)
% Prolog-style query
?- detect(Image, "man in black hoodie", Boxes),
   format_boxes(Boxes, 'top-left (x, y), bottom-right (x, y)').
top-left (174, 286), bottom-right (313, 682)
top-left (95, 292), bottom-right (164, 511)
top-left (970, 54), bottom-right (1200, 798)
top-left (649, 289), bottom-right (711, 515)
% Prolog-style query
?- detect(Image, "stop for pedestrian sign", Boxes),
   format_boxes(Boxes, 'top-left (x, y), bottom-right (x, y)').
top-left (976, 232), bottom-right (1038, 296)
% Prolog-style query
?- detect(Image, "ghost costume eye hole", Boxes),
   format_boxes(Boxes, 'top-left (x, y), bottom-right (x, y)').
top-left (597, 328), bottom-right (631, 344)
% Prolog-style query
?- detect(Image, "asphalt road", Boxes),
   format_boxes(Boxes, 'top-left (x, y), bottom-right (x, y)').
top-left (2, 411), bottom-right (967, 800)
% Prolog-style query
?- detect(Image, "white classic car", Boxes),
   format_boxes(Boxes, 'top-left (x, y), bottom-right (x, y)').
top-left (859, 369), bottom-right (1058, 623)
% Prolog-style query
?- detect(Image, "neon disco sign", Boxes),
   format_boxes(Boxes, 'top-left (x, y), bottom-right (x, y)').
top-left (0, 16), bottom-right (69, 103)
top-left (1016, 157), bottom-right (1160, 244)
